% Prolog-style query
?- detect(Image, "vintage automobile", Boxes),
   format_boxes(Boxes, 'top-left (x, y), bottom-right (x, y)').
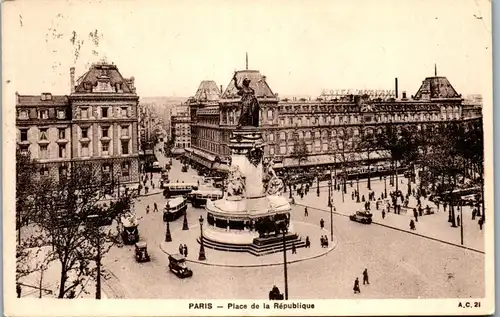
top-left (168, 254), bottom-right (193, 278)
top-left (349, 210), bottom-right (373, 224)
top-left (150, 161), bottom-right (162, 172)
top-left (135, 241), bottom-right (150, 262)
top-left (120, 214), bottom-right (140, 244)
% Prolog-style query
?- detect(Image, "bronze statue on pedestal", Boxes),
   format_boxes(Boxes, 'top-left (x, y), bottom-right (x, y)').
top-left (233, 72), bottom-right (260, 128)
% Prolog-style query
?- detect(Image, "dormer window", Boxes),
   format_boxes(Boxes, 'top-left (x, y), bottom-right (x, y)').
top-left (18, 110), bottom-right (29, 120)
top-left (57, 110), bottom-right (66, 119)
top-left (39, 109), bottom-right (49, 119)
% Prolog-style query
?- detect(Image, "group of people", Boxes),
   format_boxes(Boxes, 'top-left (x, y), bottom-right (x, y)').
top-left (353, 269), bottom-right (370, 294)
top-left (146, 202), bottom-right (160, 214)
top-left (178, 244), bottom-right (189, 257)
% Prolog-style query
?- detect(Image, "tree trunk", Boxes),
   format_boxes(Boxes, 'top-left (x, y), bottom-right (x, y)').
top-left (450, 204), bottom-right (457, 227)
top-left (58, 269), bottom-right (67, 298)
top-left (395, 160), bottom-right (399, 192)
top-left (367, 152), bottom-right (371, 190)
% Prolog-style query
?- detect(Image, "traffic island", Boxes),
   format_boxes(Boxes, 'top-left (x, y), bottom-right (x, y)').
top-left (159, 221), bottom-right (337, 267)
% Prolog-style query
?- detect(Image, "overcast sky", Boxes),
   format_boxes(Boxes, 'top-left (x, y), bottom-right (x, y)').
top-left (3, 0), bottom-right (492, 98)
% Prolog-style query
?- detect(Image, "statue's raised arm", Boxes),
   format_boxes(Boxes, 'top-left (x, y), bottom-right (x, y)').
top-left (233, 72), bottom-right (241, 90)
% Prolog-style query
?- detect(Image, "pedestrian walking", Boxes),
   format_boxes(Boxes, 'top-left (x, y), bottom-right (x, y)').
top-left (363, 269), bottom-right (370, 285)
top-left (382, 209), bottom-right (386, 219)
top-left (320, 218), bottom-right (325, 230)
top-left (353, 278), bottom-right (361, 294)
top-left (456, 215), bottom-right (461, 226)
top-left (305, 236), bottom-right (311, 248)
top-left (154, 202), bottom-right (158, 212)
top-left (304, 207), bottom-right (308, 217)
top-left (179, 244), bottom-right (184, 255)
top-left (292, 243), bottom-right (297, 254)
top-left (145, 186), bottom-right (149, 194)
top-left (183, 244), bottom-right (188, 257)
top-left (472, 209), bottom-right (477, 220)
top-left (146, 205), bottom-right (150, 214)
top-left (409, 219), bottom-right (416, 230)
top-left (478, 217), bottom-right (484, 230)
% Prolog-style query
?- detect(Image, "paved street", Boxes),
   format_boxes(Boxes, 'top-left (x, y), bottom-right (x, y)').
top-left (99, 147), bottom-right (485, 299)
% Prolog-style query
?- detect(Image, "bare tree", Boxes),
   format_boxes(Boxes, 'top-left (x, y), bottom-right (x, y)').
top-left (27, 161), bottom-right (134, 298)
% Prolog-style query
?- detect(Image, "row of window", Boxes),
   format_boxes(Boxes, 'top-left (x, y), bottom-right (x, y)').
top-left (78, 106), bottom-right (130, 119)
top-left (18, 109), bottom-right (67, 120)
top-left (277, 111), bottom-right (461, 127)
top-left (39, 161), bottom-right (131, 178)
top-left (19, 125), bottom-right (131, 143)
top-left (34, 140), bottom-right (131, 159)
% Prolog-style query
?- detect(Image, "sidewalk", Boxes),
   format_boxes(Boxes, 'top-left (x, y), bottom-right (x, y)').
top-left (17, 246), bottom-right (110, 299)
top-left (294, 178), bottom-right (485, 253)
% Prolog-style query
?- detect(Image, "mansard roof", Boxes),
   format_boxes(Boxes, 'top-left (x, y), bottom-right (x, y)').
top-left (74, 62), bottom-right (135, 94)
top-left (413, 76), bottom-right (460, 100)
top-left (194, 80), bottom-right (220, 101)
top-left (16, 93), bottom-right (69, 107)
top-left (222, 70), bottom-right (276, 99)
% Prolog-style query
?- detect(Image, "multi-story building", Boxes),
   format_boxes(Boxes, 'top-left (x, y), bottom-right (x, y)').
top-left (16, 61), bottom-right (140, 185)
top-left (171, 109), bottom-right (191, 156)
top-left (186, 68), bottom-right (482, 174)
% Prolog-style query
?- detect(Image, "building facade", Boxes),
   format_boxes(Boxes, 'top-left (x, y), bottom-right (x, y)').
top-left (16, 61), bottom-right (140, 185)
top-left (171, 110), bottom-right (191, 156)
top-left (186, 70), bottom-right (482, 174)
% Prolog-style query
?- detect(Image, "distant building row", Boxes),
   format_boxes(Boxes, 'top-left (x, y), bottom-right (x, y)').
top-left (171, 68), bottom-right (482, 173)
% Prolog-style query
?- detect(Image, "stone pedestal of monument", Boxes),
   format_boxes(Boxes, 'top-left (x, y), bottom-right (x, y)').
top-left (202, 127), bottom-right (306, 255)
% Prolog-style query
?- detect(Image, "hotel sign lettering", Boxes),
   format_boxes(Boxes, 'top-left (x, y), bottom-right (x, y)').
top-left (321, 89), bottom-right (396, 98)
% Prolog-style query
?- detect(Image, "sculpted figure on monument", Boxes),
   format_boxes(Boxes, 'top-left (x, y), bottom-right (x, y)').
top-left (233, 72), bottom-right (260, 128)
top-left (247, 145), bottom-right (264, 167)
top-left (263, 160), bottom-right (284, 196)
top-left (226, 165), bottom-right (246, 197)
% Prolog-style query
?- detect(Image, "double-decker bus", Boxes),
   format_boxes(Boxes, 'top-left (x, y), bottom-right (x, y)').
top-left (163, 196), bottom-right (188, 222)
top-left (163, 183), bottom-right (198, 198)
top-left (189, 189), bottom-right (223, 208)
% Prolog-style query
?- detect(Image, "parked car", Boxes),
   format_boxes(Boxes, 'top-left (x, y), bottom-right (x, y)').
top-left (349, 210), bottom-right (373, 224)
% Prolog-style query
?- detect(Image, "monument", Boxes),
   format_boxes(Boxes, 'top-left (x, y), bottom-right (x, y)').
top-left (202, 72), bottom-right (305, 256)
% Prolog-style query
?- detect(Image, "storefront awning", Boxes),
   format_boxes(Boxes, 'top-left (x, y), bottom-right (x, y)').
top-left (283, 150), bottom-right (390, 168)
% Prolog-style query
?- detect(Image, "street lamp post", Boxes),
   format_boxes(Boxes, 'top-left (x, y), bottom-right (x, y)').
top-left (384, 175), bottom-right (387, 198)
top-left (182, 209), bottom-right (189, 230)
top-left (316, 177), bottom-right (320, 197)
top-left (280, 221), bottom-right (289, 300)
top-left (460, 201), bottom-right (464, 245)
top-left (165, 202), bottom-right (172, 242)
top-left (356, 176), bottom-right (360, 203)
top-left (198, 215), bottom-right (206, 260)
top-left (329, 168), bottom-right (334, 242)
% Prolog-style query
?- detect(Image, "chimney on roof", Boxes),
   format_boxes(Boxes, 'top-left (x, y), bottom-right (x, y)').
top-left (246, 52), bottom-right (248, 70)
top-left (395, 78), bottom-right (398, 99)
top-left (402, 91), bottom-right (407, 99)
top-left (435, 63), bottom-right (437, 76)
top-left (70, 67), bottom-right (75, 93)
top-left (220, 85), bottom-right (223, 95)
